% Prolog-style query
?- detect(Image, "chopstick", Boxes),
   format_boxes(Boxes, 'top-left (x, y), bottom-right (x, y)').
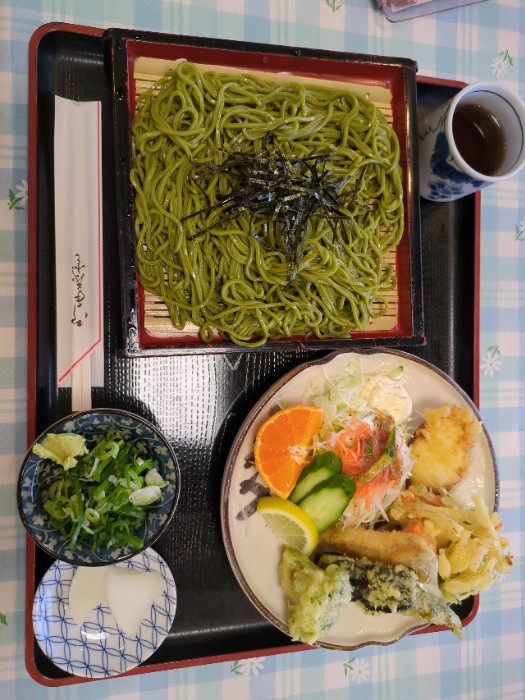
top-left (71, 359), bottom-right (92, 412)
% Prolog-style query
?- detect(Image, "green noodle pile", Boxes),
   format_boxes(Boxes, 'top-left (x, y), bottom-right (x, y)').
top-left (131, 60), bottom-right (404, 347)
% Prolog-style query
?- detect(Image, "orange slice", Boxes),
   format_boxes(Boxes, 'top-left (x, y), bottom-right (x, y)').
top-left (254, 405), bottom-right (324, 499)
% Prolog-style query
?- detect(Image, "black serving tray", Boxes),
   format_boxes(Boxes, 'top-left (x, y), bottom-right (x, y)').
top-left (27, 24), bottom-right (479, 686)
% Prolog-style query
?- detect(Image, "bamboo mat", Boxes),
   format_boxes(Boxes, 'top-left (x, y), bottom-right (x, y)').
top-left (132, 58), bottom-right (400, 340)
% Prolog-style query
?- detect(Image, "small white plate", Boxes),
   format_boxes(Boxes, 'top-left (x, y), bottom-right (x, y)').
top-left (32, 547), bottom-right (177, 678)
top-left (221, 349), bottom-right (498, 650)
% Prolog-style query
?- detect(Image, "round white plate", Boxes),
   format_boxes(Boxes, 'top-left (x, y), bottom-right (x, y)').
top-left (221, 349), bottom-right (498, 650)
top-left (32, 547), bottom-right (177, 678)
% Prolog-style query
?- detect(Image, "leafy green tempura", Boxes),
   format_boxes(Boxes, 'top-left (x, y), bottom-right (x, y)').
top-left (279, 547), bottom-right (353, 645)
top-left (34, 430), bottom-right (166, 552)
top-left (317, 554), bottom-right (462, 637)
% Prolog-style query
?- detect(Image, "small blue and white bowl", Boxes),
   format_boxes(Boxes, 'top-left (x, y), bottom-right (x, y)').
top-left (17, 408), bottom-right (181, 566)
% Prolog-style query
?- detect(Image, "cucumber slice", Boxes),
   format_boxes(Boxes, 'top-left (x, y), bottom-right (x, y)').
top-left (289, 451), bottom-right (342, 504)
top-left (297, 474), bottom-right (356, 533)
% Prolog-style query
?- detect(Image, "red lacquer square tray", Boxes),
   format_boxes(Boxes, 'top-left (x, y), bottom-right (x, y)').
top-left (108, 27), bottom-right (423, 354)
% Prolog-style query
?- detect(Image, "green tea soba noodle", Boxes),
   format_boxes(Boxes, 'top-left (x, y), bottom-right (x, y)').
top-left (131, 60), bottom-right (404, 347)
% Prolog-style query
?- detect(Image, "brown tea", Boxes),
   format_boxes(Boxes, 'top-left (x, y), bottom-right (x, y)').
top-left (452, 102), bottom-right (507, 176)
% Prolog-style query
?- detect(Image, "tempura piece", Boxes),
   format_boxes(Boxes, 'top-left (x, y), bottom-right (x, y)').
top-left (318, 521), bottom-right (438, 583)
top-left (318, 554), bottom-right (462, 637)
top-left (389, 488), bottom-right (515, 603)
top-left (409, 405), bottom-right (481, 491)
top-left (278, 547), bottom-right (353, 645)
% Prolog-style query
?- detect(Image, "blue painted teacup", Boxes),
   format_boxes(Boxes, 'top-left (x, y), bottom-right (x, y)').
top-left (418, 82), bottom-right (525, 202)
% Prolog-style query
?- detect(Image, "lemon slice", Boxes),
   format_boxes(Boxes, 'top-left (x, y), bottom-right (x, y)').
top-left (256, 496), bottom-right (319, 555)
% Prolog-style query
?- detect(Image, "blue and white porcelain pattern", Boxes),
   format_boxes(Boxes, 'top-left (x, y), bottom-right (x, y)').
top-left (418, 102), bottom-right (487, 202)
top-left (32, 548), bottom-right (177, 679)
top-left (18, 409), bottom-right (180, 565)
top-left (418, 82), bottom-right (525, 202)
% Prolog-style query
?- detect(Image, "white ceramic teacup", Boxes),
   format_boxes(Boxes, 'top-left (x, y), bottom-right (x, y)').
top-left (418, 82), bottom-right (525, 202)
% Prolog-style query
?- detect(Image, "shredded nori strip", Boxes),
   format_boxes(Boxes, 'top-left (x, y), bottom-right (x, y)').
top-left (182, 145), bottom-right (370, 282)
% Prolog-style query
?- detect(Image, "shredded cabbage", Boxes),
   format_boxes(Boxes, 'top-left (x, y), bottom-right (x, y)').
top-left (303, 361), bottom-right (413, 527)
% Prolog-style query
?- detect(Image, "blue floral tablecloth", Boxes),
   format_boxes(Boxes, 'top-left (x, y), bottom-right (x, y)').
top-left (1, 1), bottom-right (523, 698)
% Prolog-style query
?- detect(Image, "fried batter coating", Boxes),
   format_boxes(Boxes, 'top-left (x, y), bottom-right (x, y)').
top-left (318, 521), bottom-right (438, 583)
top-left (409, 405), bottom-right (480, 492)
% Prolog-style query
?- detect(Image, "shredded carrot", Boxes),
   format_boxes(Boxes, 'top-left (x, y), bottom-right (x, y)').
top-left (406, 487), bottom-right (443, 507)
top-left (356, 477), bottom-right (397, 512)
top-left (328, 412), bottom-right (412, 526)
top-left (403, 519), bottom-right (435, 548)
top-left (404, 519), bottom-right (427, 538)
top-left (333, 412), bottom-right (373, 475)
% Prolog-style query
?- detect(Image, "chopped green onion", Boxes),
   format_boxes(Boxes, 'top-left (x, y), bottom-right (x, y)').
top-left (145, 468), bottom-right (168, 488)
top-left (40, 430), bottom-right (165, 552)
top-left (85, 507), bottom-right (101, 524)
top-left (129, 485), bottom-right (162, 506)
